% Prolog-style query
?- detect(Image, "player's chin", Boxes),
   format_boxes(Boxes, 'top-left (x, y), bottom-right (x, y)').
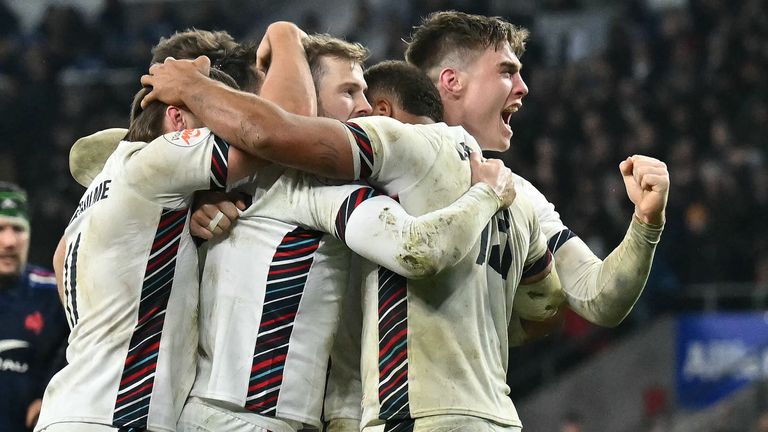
top-left (488, 134), bottom-right (512, 152)
top-left (0, 260), bottom-right (20, 276)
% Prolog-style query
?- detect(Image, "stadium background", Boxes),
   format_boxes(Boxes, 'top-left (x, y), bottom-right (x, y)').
top-left (0, 0), bottom-right (766, 430)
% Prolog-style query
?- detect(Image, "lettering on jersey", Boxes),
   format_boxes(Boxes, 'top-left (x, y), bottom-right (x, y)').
top-left (63, 233), bottom-right (81, 329)
top-left (70, 179), bottom-right (112, 222)
top-left (456, 141), bottom-right (471, 160)
top-left (0, 340), bottom-right (30, 373)
top-left (0, 358), bottom-right (28, 373)
top-left (477, 211), bottom-right (515, 279)
top-left (164, 128), bottom-right (207, 147)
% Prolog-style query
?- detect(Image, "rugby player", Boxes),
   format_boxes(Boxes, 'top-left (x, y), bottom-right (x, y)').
top-left (177, 32), bottom-right (520, 432)
top-left (138, 37), bottom-right (565, 432)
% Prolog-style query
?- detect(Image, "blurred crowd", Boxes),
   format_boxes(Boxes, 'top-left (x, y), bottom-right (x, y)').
top-left (0, 0), bottom-right (766, 318)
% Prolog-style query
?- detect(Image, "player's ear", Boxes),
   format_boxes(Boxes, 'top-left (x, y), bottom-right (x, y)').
top-left (373, 99), bottom-right (394, 117)
top-left (165, 106), bottom-right (186, 131)
top-left (437, 67), bottom-right (462, 97)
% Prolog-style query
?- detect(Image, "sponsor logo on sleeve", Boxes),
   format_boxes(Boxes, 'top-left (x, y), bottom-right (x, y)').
top-left (164, 128), bottom-right (209, 147)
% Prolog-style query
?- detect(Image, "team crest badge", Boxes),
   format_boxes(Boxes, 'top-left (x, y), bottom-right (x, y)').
top-left (25, 311), bottom-right (44, 335)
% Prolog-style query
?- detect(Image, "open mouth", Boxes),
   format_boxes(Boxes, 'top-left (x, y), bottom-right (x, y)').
top-left (501, 104), bottom-right (520, 124)
top-left (501, 109), bottom-right (513, 125)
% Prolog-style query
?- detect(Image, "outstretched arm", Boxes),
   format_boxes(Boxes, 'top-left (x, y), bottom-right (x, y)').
top-left (141, 57), bottom-right (355, 180)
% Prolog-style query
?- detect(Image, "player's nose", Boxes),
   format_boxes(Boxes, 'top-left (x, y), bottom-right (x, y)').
top-left (355, 94), bottom-right (373, 117)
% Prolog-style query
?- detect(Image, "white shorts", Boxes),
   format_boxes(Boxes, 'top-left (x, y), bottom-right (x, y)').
top-left (177, 396), bottom-right (301, 432)
top-left (364, 415), bottom-right (522, 432)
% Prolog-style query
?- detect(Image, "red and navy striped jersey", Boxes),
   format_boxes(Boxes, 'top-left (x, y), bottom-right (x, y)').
top-left (190, 166), bottom-right (422, 430)
top-left (36, 128), bottom-right (229, 432)
top-left (336, 116), bottom-right (550, 430)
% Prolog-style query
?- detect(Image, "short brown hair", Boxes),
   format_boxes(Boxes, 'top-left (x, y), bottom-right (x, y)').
top-left (126, 68), bottom-right (239, 143)
top-left (152, 29), bottom-right (238, 63)
top-left (364, 60), bottom-right (443, 122)
top-left (405, 11), bottom-right (529, 77)
top-left (302, 34), bottom-right (369, 86)
top-left (151, 29), bottom-right (262, 93)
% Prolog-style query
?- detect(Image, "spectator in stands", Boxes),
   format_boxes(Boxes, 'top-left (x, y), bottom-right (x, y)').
top-left (559, 411), bottom-right (583, 432)
top-left (0, 182), bottom-right (68, 431)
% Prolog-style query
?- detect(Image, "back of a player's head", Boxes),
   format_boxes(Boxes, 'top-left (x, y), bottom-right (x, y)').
top-left (152, 29), bottom-right (238, 63)
top-left (364, 60), bottom-right (443, 123)
top-left (126, 68), bottom-right (239, 143)
top-left (405, 11), bottom-right (529, 79)
top-left (151, 29), bottom-right (263, 93)
top-left (303, 33), bottom-right (369, 86)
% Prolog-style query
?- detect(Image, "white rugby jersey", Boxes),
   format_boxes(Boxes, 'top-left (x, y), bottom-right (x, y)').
top-left (36, 128), bottom-right (230, 432)
top-left (191, 164), bottom-right (501, 429)
top-left (342, 116), bottom-right (551, 429)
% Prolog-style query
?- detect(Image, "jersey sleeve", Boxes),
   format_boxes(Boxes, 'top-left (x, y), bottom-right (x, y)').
top-left (511, 200), bottom-right (565, 321)
top-left (123, 128), bottom-right (229, 206)
top-left (554, 217), bottom-right (664, 327)
top-left (343, 116), bottom-right (442, 192)
top-left (338, 183), bottom-right (502, 279)
top-left (516, 171), bottom-right (666, 327)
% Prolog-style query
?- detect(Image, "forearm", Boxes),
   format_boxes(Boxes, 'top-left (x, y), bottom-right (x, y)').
top-left (181, 80), bottom-right (353, 179)
top-left (557, 217), bottom-right (664, 327)
top-left (183, 78), bottom-right (279, 152)
top-left (259, 22), bottom-right (316, 116)
top-left (345, 183), bottom-right (502, 278)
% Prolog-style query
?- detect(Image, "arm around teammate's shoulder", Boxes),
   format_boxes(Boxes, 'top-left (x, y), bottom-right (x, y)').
top-left (141, 57), bottom-right (355, 180)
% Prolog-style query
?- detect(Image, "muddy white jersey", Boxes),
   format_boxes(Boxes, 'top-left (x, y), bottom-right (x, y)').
top-left (190, 165), bottom-right (366, 429)
top-left (36, 128), bottom-right (230, 432)
top-left (343, 116), bottom-right (549, 429)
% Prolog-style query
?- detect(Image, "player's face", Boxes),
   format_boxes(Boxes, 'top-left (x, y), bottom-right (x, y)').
top-left (316, 56), bottom-right (372, 121)
top-left (0, 220), bottom-right (29, 277)
top-left (457, 43), bottom-right (528, 152)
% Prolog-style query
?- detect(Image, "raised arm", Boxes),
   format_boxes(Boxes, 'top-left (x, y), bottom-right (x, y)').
top-left (141, 57), bottom-right (355, 180)
top-left (226, 21), bottom-right (317, 183)
top-left (255, 21), bottom-right (315, 116)
top-left (550, 155), bottom-right (668, 327)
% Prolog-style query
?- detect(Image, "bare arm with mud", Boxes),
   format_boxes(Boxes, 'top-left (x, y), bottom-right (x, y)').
top-left (141, 57), bottom-right (355, 180)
